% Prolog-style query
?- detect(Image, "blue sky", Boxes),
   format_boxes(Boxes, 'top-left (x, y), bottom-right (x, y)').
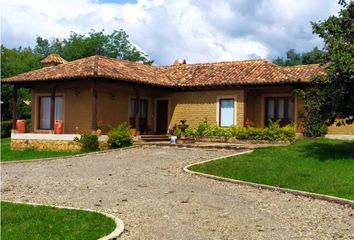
top-left (1, 0), bottom-right (342, 65)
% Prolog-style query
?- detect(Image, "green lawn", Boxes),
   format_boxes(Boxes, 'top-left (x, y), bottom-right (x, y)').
top-left (1, 138), bottom-right (79, 162)
top-left (190, 138), bottom-right (354, 200)
top-left (1, 201), bottom-right (116, 240)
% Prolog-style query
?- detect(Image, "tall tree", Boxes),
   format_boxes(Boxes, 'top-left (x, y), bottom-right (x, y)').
top-left (34, 29), bottom-right (153, 64)
top-left (1, 45), bottom-right (41, 120)
top-left (299, 1), bottom-right (354, 136)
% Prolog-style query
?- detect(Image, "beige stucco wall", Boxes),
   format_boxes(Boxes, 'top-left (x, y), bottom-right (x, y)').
top-left (32, 81), bottom-right (92, 133)
top-left (31, 81), bottom-right (166, 134)
top-left (29, 81), bottom-right (353, 136)
top-left (163, 89), bottom-right (245, 128)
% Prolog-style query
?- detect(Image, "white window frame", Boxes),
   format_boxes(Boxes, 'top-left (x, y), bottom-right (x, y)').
top-left (216, 96), bottom-right (238, 127)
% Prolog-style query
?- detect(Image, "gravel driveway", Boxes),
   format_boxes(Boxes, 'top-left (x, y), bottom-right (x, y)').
top-left (2, 146), bottom-right (353, 240)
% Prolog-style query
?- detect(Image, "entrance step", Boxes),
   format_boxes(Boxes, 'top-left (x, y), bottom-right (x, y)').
top-left (140, 135), bottom-right (170, 142)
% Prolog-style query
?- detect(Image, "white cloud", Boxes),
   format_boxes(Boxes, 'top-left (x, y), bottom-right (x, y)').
top-left (0, 0), bottom-right (341, 65)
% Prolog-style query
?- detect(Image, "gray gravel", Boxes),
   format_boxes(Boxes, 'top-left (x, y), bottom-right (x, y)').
top-left (1, 146), bottom-right (353, 240)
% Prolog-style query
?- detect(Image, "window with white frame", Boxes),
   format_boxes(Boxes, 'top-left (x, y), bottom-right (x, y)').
top-left (219, 98), bottom-right (235, 127)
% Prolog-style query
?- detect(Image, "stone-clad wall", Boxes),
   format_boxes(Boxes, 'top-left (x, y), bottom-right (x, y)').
top-left (11, 139), bottom-right (108, 152)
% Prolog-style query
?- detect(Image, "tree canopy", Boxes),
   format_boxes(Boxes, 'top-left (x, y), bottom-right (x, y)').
top-left (299, 1), bottom-right (354, 135)
top-left (272, 47), bottom-right (325, 66)
top-left (34, 29), bottom-right (153, 64)
top-left (1, 29), bottom-right (153, 120)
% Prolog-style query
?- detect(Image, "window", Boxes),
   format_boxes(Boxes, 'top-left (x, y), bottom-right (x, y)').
top-left (129, 98), bottom-right (148, 132)
top-left (219, 98), bottom-right (235, 127)
top-left (38, 96), bottom-right (63, 129)
top-left (265, 97), bottom-right (293, 127)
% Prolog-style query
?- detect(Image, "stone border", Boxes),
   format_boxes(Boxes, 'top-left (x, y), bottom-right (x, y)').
top-left (325, 134), bottom-right (354, 140)
top-left (183, 150), bottom-right (354, 209)
top-left (1, 200), bottom-right (124, 240)
top-left (1, 145), bottom-right (138, 164)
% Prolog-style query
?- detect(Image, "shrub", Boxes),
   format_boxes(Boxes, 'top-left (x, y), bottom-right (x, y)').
top-left (74, 132), bottom-right (99, 152)
top-left (173, 127), bottom-right (181, 137)
top-left (196, 118), bottom-right (210, 136)
top-left (107, 122), bottom-right (133, 149)
top-left (304, 115), bottom-right (328, 137)
top-left (186, 120), bottom-right (296, 142)
top-left (185, 127), bottom-right (196, 137)
top-left (1, 120), bottom-right (12, 138)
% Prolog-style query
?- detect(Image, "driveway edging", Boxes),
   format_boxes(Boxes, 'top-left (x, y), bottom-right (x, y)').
top-left (1, 145), bottom-right (138, 164)
top-left (183, 150), bottom-right (354, 209)
top-left (1, 200), bottom-right (124, 240)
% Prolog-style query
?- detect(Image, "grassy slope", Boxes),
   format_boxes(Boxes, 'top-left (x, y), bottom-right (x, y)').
top-left (1, 138), bottom-right (78, 162)
top-left (1, 201), bottom-right (116, 240)
top-left (190, 139), bottom-right (354, 200)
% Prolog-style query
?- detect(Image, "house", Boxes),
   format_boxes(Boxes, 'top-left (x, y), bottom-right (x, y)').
top-left (2, 54), bottom-right (354, 150)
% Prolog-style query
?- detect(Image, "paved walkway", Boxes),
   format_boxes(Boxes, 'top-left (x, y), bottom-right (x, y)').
top-left (1, 146), bottom-right (353, 239)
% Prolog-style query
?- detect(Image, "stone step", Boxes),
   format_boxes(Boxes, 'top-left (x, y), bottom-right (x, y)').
top-left (140, 135), bottom-right (170, 142)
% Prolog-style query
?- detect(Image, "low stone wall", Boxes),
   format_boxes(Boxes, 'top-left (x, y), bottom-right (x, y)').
top-left (11, 134), bottom-right (109, 152)
top-left (11, 139), bottom-right (82, 152)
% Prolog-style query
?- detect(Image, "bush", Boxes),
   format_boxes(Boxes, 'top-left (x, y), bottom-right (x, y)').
top-left (196, 119), bottom-right (210, 136)
top-left (107, 122), bottom-right (133, 149)
top-left (74, 132), bottom-right (99, 152)
top-left (1, 120), bottom-right (12, 138)
top-left (304, 115), bottom-right (328, 137)
top-left (184, 120), bottom-right (296, 142)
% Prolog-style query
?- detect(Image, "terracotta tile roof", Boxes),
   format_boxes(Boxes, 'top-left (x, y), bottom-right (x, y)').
top-left (2, 55), bottom-right (326, 87)
top-left (40, 53), bottom-right (68, 64)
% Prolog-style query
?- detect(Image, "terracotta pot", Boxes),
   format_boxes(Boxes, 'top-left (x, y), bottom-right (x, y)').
top-left (16, 120), bottom-right (26, 133)
top-left (54, 120), bottom-right (64, 134)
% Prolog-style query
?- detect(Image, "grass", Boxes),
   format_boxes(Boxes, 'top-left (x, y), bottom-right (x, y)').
top-left (190, 138), bottom-right (354, 200)
top-left (1, 201), bottom-right (116, 240)
top-left (1, 138), bottom-right (79, 162)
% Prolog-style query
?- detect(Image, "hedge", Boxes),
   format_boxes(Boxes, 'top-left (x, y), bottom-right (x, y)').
top-left (184, 120), bottom-right (296, 142)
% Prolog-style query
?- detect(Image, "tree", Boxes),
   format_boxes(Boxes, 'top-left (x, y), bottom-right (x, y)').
top-left (34, 29), bottom-right (153, 64)
top-left (299, 1), bottom-right (354, 136)
top-left (273, 47), bottom-right (324, 66)
top-left (1, 29), bottom-right (154, 121)
top-left (1, 45), bottom-right (41, 120)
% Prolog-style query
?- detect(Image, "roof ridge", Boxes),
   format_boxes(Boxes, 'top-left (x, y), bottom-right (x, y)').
top-left (158, 59), bottom-right (268, 68)
top-left (95, 55), bottom-right (159, 68)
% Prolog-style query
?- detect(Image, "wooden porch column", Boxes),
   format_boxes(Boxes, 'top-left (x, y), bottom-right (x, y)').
top-left (243, 89), bottom-right (249, 127)
top-left (134, 88), bottom-right (140, 133)
top-left (91, 80), bottom-right (98, 132)
top-left (12, 85), bottom-right (18, 130)
top-left (50, 85), bottom-right (56, 131)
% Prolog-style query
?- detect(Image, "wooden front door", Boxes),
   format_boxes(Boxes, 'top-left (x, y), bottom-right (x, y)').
top-left (156, 100), bottom-right (168, 134)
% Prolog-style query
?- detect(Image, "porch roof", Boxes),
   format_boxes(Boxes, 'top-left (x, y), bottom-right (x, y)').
top-left (2, 55), bottom-right (326, 87)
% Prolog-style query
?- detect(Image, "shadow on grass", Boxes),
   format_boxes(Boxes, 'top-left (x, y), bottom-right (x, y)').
top-left (302, 140), bottom-right (354, 161)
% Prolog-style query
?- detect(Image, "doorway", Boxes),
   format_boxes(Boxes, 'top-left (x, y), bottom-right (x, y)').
top-left (156, 100), bottom-right (169, 134)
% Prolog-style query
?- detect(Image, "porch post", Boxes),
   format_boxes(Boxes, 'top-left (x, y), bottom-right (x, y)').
top-left (243, 89), bottom-right (249, 127)
top-left (12, 85), bottom-right (18, 130)
top-left (50, 85), bottom-right (56, 131)
top-left (91, 80), bottom-right (98, 132)
top-left (134, 88), bottom-right (140, 133)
